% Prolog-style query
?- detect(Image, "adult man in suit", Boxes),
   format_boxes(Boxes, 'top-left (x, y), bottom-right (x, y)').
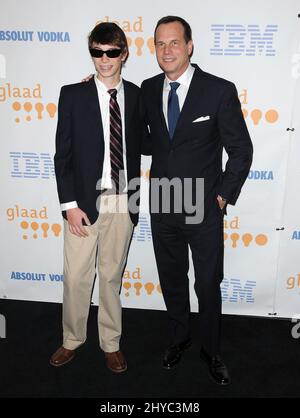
top-left (50, 22), bottom-right (141, 373)
top-left (141, 16), bottom-right (253, 385)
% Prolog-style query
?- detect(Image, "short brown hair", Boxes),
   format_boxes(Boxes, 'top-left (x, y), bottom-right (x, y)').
top-left (88, 22), bottom-right (128, 61)
top-left (154, 16), bottom-right (192, 44)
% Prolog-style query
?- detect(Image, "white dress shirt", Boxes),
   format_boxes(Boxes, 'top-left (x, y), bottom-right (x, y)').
top-left (61, 75), bottom-right (128, 211)
top-left (162, 63), bottom-right (195, 130)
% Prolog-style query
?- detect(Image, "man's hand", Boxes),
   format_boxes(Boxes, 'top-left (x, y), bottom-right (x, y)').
top-left (217, 195), bottom-right (227, 210)
top-left (81, 74), bottom-right (94, 82)
top-left (66, 208), bottom-right (91, 237)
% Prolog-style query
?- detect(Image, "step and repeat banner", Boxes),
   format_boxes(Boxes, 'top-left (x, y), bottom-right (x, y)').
top-left (0, 0), bottom-right (299, 318)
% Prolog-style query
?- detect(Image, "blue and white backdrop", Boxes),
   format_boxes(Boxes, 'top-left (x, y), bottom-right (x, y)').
top-left (0, 0), bottom-right (299, 318)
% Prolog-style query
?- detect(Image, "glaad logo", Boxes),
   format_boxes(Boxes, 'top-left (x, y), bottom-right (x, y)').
top-left (7, 205), bottom-right (62, 240)
top-left (210, 24), bottom-right (278, 56)
top-left (96, 16), bottom-right (155, 57)
top-left (0, 83), bottom-right (57, 123)
top-left (291, 315), bottom-right (300, 339)
top-left (286, 274), bottom-right (300, 292)
top-left (224, 216), bottom-right (268, 249)
top-left (239, 89), bottom-right (279, 127)
top-left (122, 267), bottom-right (162, 297)
top-left (0, 314), bottom-right (6, 338)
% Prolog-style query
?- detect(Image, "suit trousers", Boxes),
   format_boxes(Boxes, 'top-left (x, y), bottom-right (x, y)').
top-left (151, 203), bottom-right (224, 355)
top-left (62, 194), bottom-right (134, 352)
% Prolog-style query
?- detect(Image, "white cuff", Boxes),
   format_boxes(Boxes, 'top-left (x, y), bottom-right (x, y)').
top-left (61, 201), bottom-right (78, 211)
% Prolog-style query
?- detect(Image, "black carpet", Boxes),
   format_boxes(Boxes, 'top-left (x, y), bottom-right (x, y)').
top-left (0, 299), bottom-right (299, 398)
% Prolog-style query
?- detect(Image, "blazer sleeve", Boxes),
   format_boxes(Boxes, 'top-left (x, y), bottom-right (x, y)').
top-left (217, 83), bottom-right (253, 205)
top-left (54, 86), bottom-right (76, 204)
top-left (140, 81), bottom-right (152, 156)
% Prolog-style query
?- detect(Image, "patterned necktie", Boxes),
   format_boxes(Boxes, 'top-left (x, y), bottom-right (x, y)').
top-left (108, 88), bottom-right (125, 194)
top-left (167, 82), bottom-right (180, 139)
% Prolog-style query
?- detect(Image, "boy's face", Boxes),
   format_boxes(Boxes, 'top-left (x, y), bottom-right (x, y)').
top-left (90, 42), bottom-right (127, 82)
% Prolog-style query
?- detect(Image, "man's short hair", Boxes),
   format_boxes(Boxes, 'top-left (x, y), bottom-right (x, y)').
top-left (154, 16), bottom-right (192, 43)
top-left (88, 22), bottom-right (128, 61)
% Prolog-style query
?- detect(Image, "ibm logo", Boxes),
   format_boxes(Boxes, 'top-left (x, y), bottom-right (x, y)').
top-left (210, 24), bottom-right (278, 56)
top-left (133, 215), bottom-right (152, 242)
top-left (221, 278), bottom-right (256, 303)
top-left (10, 152), bottom-right (55, 179)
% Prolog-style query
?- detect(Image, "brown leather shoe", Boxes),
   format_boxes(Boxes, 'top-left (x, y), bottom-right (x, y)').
top-left (105, 350), bottom-right (127, 373)
top-left (49, 346), bottom-right (75, 367)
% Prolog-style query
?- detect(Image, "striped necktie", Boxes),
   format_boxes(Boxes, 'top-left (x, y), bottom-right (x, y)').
top-left (108, 88), bottom-right (125, 194)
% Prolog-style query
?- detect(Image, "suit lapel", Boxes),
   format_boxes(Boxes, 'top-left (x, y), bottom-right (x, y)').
top-left (155, 75), bottom-right (170, 144)
top-left (86, 77), bottom-right (104, 144)
top-left (172, 65), bottom-right (206, 146)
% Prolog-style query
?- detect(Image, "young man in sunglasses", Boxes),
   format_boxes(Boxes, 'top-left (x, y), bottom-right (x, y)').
top-left (50, 22), bottom-right (142, 373)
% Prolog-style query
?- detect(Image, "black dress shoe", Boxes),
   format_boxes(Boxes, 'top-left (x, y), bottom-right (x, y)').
top-left (163, 338), bottom-right (192, 370)
top-left (200, 347), bottom-right (231, 385)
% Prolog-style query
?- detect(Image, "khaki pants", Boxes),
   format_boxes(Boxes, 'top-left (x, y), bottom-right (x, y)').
top-left (62, 194), bottom-right (134, 352)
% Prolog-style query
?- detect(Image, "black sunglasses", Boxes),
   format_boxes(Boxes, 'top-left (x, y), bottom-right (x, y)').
top-left (89, 48), bottom-right (122, 58)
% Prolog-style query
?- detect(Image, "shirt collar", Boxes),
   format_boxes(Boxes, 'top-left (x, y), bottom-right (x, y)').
top-left (164, 63), bottom-right (194, 90)
top-left (94, 75), bottom-right (123, 96)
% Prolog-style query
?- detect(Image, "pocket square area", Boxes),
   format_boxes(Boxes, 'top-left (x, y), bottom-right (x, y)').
top-left (192, 116), bottom-right (210, 123)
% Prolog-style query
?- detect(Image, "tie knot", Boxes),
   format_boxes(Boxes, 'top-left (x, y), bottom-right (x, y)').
top-left (108, 88), bottom-right (117, 99)
top-left (169, 82), bottom-right (180, 92)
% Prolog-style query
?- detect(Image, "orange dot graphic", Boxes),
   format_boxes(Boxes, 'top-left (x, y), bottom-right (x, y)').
top-left (242, 233), bottom-right (253, 247)
top-left (157, 284), bottom-right (162, 294)
top-left (134, 282), bottom-right (143, 296)
top-left (265, 109), bottom-right (278, 123)
top-left (255, 234), bottom-right (268, 246)
top-left (144, 282), bottom-right (154, 295)
top-left (41, 223), bottom-right (49, 238)
top-left (251, 109), bottom-right (262, 125)
top-left (24, 102), bottom-right (32, 111)
top-left (13, 102), bottom-right (21, 123)
top-left (35, 102), bottom-right (44, 120)
top-left (24, 102), bottom-right (32, 121)
top-left (230, 233), bottom-right (240, 248)
top-left (46, 103), bottom-right (57, 118)
top-left (31, 222), bottom-right (39, 239)
top-left (147, 37), bottom-right (155, 54)
top-left (135, 37), bottom-right (144, 56)
top-left (20, 221), bottom-right (29, 240)
top-left (123, 282), bottom-right (131, 297)
top-left (12, 101), bottom-right (21, 111)
top-left (51, 223), bottom-right (62, 237)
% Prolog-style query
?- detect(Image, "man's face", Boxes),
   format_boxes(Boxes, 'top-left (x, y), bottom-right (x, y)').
top-left (155, 21), bottom-right (193, 80)
top-left (91, 42), bottom-right (127, 82)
